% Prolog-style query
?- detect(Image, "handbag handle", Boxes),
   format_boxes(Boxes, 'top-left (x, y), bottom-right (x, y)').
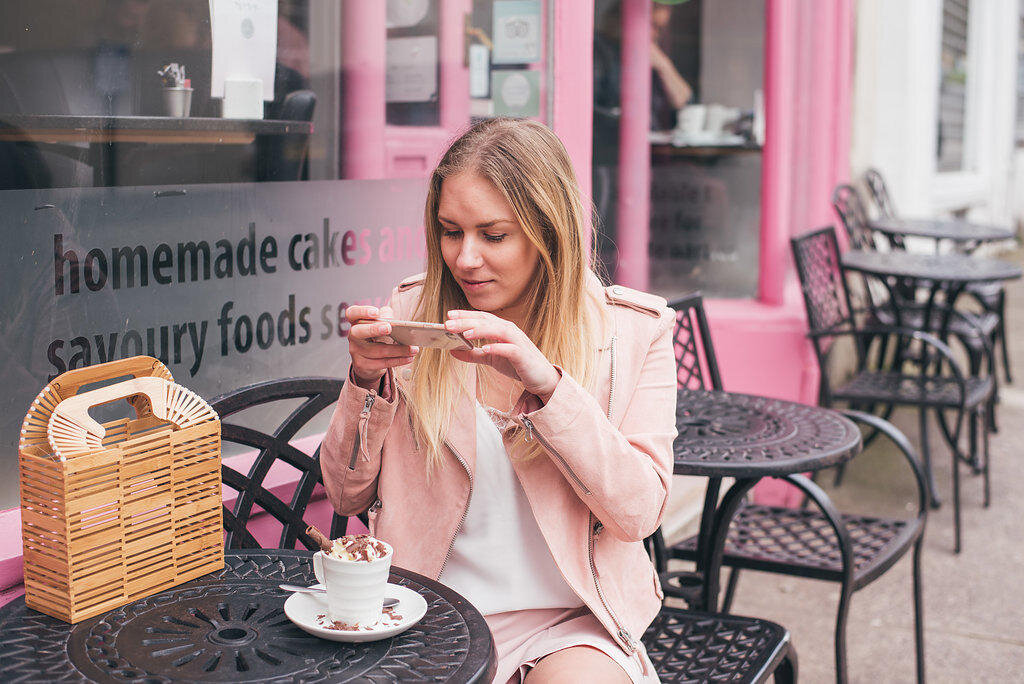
top-left (50, 356), bottom-right (173, 400)
top-left (51, 376), bottom-right (173, 442)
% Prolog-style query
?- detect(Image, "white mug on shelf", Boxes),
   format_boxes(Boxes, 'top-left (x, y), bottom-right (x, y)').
top-left (704, 104), bottom-right (733, 135)
top-left (312, 544), bottom-right (393, 627)
top-left (676, 104), bottom-right (707, 135)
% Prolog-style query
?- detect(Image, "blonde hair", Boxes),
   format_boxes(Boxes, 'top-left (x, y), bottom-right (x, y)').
top-left (407, 118), bottom-right (603, 469)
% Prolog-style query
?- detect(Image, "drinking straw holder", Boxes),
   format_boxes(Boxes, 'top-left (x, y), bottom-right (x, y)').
top-left (18, 356), bottom-right (223, 623)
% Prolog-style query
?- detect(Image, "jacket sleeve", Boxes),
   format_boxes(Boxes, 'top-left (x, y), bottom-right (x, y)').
top-left (320, 368), bottom-right (400, 516)
top-left (320, 285), bottom-right (412, 516)
top-left (518, 308), bottom-right (677, 542)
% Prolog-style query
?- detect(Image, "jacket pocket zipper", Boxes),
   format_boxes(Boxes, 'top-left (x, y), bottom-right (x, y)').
top-left (438, 439), bottom-right (473, 577)
top-left (348, 392), bottom-right (376, 469)
top-left (520, 415), bottom-right (592, 496)
top-left (589, 511), bottom-right (637, 653)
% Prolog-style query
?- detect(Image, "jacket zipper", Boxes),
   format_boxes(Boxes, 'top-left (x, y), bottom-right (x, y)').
top-left (437, 439), bottom-right (473, 577)
top-left (607, 335), bottom-right (617, 421)
top-left (348, 393), bottom-right (376, 470)
top-left (589, 511), bottom-right (638, 653)
top-left (388, 383), bottom-right (475, 579)
top-left (520, 416), bottom-right (592, 496)
top-left (589, 331), bottom-right (638, 655)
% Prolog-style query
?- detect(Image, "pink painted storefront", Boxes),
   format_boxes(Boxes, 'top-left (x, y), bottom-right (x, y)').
top-left (338, 0), bottom-right (853, 404)
top-left (0, 0), bottom-right (853, 597)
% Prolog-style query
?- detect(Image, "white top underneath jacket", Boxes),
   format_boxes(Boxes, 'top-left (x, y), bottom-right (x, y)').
top-left (438, 403), bottom-right (584, 615)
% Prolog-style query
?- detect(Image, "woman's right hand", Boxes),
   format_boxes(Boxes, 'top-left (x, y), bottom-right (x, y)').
top-left (345, 305), bottom-right (418, 391)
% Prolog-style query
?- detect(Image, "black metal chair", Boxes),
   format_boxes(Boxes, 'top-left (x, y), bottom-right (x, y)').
top-left (863, 167), bottom-right (897, 220)
top-left (832, 183), bottom-right (999, 405)
top-left (210, 377), bottom-right (363, 551)
top-left (863, 167), bottom-right (1012, 385)
top-left (792, 226), bottom-right (993, 555)
top-left (258, 89), bottom-right (317, 181)
top-left (832, 184), bottom-right (878, 251)
top-left (654, 291), bottom-right (929, 683)
top-left (641, 604), bottom-right (796, 683)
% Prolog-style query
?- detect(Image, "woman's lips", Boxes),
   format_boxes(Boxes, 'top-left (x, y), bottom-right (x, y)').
top-left (459, 278), bottom-right (493, 292)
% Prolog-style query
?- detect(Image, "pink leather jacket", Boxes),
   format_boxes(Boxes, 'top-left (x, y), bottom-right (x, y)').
top-left (321, 273), bottom-right (677, 662)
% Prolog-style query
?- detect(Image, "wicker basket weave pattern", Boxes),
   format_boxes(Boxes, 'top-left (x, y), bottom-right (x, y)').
top-left (18, 356), bottom-right (224, 623)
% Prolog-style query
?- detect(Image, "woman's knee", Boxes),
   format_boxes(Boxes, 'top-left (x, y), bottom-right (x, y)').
top-left (524, 645), bottom-right (632, 683)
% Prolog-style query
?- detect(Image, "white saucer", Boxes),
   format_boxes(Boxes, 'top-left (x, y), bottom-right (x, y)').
top-left (284, 582), bottom-right (428, 643)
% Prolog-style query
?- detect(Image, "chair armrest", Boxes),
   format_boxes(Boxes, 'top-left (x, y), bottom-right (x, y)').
top-left (810, 325), bottom-right (967, 382)
top-left (781, 473), bottom-right (856, 585)
top-left (838, 409), bottom-right (929, 518)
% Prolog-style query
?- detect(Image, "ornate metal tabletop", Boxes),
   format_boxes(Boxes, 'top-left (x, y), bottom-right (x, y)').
top-left (867, 217), bottom-right (1014, 242)
top-left (841, 249), bottom-right (1022, 284)
top-left (0, 550), bottom-right (495, 683)
top-left (674, 389), bottom-right (862, 478)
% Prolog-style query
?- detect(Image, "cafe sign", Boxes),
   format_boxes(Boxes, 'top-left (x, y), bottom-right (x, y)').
top-left (0, 179), bottom-right (428, 508)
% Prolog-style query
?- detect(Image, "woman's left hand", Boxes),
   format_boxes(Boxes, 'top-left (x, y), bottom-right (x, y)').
top-left (445, 310), bottom-right (560, 402)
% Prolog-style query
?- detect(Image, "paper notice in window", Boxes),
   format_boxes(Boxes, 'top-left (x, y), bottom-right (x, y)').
top-left (210, 0), bottom-right (278, 100)
top-left (386, 36), bottom-right (439, 103)
top-left (492, 0), bottom-right (542, 65)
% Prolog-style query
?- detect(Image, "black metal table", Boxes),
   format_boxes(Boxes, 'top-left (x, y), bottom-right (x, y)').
top-left (841, 250), bottom-right (1022, 332)
top-left (0, 549), bottom-right (496, 683)
top-left (674, 388), bottom-right (862, 611)
top-left (868, 217), bottom-right (1014, 245)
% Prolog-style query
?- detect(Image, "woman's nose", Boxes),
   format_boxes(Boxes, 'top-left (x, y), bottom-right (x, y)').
top-left (456, 237), bottom-right (484, 269)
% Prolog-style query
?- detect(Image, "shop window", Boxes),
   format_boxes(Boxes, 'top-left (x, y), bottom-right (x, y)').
top-left (386, 0), bottom-right (441, 127)
top-left (592, 0), bottom-right (764, 298)
top-left (937, 0), bottom-right (970, 172)
top-left (0, 0), bottom-right (556, 509)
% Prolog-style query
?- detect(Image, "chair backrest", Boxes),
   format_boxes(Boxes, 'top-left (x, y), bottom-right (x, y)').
top-left (831, 184), bottom-right (874, 250)
top-left (667, 292), bottom-right (723, 390)
top-left (790, 227), bottom-right (856, 336)
top-left (259, 89), bottom-right (317, 181)
top-left (211, 377), bottom-right (361, 551)
top-left (863, 167), bottom-right (897, 219)
top-left (280, 89), bottom-right (317, 122)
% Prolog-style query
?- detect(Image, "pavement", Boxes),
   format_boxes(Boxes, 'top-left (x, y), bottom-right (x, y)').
top-left (662, 247), bottom-right (1024, 683)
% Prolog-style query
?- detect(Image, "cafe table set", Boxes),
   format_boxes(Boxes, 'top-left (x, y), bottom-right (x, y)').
top-left (0, 357), bottom-right (497, 682)
top-left (0, 350), bottom-right (871, 682)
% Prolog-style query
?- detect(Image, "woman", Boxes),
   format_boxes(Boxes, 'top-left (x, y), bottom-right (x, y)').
top-left (321, 118), bottom-right (676, 683)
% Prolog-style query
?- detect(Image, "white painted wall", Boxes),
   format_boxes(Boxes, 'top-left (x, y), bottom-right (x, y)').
top-left (851, 0), bottom-right (1020, 229)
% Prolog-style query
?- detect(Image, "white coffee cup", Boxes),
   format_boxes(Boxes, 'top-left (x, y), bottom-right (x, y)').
top-left (676, 104), bottom-right (707, 135)
top-left (704, 104), bottom-right (730, 134)
top-left (312, 541), bottom-right (393, 626)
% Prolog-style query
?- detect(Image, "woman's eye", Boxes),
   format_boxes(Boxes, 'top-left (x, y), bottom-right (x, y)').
top-left (484, 233), bottom-right (507, 243)
top-left (442, 229), bottom-right (462, 239)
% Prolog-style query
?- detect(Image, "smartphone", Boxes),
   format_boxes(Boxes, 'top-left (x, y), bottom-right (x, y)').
top-left (363, 318), bottom-right (473, 350)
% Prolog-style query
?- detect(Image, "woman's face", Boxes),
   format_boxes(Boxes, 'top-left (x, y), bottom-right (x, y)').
top-left (438, 171), bottom-right (541, 324)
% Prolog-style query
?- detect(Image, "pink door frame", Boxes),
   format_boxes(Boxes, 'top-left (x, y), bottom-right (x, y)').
top-left (612, 0), bottom-right (853, 407)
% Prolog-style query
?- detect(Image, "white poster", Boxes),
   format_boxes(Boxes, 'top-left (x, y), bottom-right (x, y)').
top-left (386, 36), bottom-right (438, 103)
top-left (210, 0), bottom-right (278, 100)
top-left (492, 0), bottom-right (542, 65)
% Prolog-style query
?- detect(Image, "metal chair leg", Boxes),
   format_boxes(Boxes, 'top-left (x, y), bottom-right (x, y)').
top-left (774, 646), bottom-right (798, 684)
top-left (998, 292), bottom-right (1012, 385)
top-left (918, 407), bottom-right (941, 508)
top-left (834, 578), bottom-right (854, 684)
top-left (721, 567), bottom-right (741, 613)
top-left (953, 421), bottom-right (963, 554)
top-left (983, 406), bottom-right (991, 508)
top-left (913, 538), bottom-right (926, 684)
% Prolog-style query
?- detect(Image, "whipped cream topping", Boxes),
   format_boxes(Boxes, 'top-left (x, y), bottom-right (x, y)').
top-left (328, 534), bottom-right (389, 562)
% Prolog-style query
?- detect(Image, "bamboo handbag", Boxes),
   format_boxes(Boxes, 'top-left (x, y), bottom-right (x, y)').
top-left (18, 356), bottom-right (223, 623)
